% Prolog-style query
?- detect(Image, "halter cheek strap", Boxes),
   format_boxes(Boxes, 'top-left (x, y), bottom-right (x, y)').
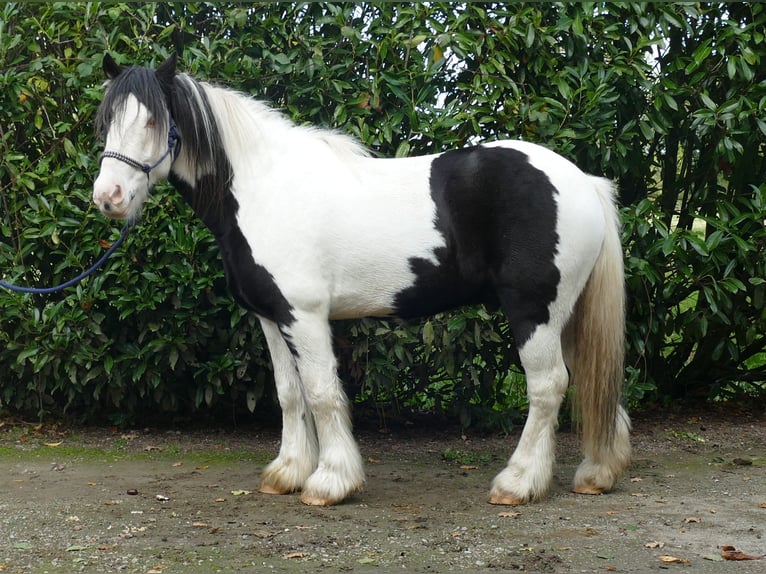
top-left (100, 120), bottom-right (182, 177)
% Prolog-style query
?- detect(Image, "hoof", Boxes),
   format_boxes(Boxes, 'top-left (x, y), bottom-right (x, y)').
top-left (300, 492), bottom-right (339, 506)
top-left (572, 483), bottom-right (607, 496)
top-left (488, 491), bottom-right (526, 506)
top-left (259, 482), bottom-right (294, 495)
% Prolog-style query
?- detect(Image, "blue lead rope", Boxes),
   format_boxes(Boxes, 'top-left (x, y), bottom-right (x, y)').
top-left (0, 223), bottom-right (131, 295)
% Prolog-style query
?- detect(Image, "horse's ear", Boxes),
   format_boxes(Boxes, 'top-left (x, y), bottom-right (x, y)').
top-left (103, 53), bottom-right (124, 79)
top-left (156, 52), bottom-right (178, 84)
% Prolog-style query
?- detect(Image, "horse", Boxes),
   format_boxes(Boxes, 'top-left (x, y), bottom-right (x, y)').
top-left (92, 53), bottom-right (631, 507)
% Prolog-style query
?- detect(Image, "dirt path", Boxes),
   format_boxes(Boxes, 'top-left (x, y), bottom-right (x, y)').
top-left (1, 410), bottom-right (764, 573)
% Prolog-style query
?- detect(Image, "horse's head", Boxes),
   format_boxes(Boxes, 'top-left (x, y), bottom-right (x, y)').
top-left (93, 53), bottom-right (180, 220)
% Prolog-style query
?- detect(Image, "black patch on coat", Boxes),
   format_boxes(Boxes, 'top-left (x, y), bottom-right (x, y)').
top-left (393, 145), bottom-right (560, 347)
top-left (168, 173), bottom-right (295, 329)
top-left (155, 73), bottom-right (294, 328)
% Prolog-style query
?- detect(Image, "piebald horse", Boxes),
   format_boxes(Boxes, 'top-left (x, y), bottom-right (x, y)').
top-left (93, 54), bottom-right (631, 506)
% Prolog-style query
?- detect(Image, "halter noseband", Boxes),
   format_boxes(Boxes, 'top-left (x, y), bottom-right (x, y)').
top-left (100, 119), bottom-right (182, 177)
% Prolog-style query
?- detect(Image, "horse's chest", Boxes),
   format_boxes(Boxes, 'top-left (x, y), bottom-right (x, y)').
top-left (215, 225), bottom-right (295, 326)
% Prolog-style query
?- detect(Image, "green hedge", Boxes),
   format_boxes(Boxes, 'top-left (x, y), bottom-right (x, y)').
top-left (1, 3), bottom-right (764, 424)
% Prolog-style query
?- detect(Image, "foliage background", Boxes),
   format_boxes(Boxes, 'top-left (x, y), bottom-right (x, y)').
top-left (0, 3), bottom-right (764, 425)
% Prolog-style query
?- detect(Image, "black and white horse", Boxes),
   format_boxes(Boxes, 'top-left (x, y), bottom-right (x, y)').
top-left (93, 54), bottom-right (631, 506)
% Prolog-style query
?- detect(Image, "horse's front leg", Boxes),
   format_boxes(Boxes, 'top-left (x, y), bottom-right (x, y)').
top-left (287, 313), bottom-right (365, 506)
top-left (258, 318), bottom-right (319, 495)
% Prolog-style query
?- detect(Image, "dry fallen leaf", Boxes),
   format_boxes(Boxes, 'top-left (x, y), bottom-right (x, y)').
top-left (498, 511), bottom-right (521, 518)
top-left (645, 541), bottom-right (665, 549)
top-left (283, 552), bottom-right (309, 559)
top-left (684, 516), bottom-right (701, 524)
top-left (659, 555), bottom-right (690, 564)
top-left (231, 490), bottom-right (251, 496)
top-left (44, 441), bottom-right (63, 447)
top-left (721, 545), bottom-right (765, 561)
top-left (192, 521), bottom-right (208, 528)
top-left (759, 502), bottom-right (766, 509)
top-left (367, 457), bottom-right (381, 464)
top-left (630, 476), bottom-right (642, 482)
top-left (459, 465), bottom-right (478, 470)
top-left (172, 462), bottom-right (183, 467)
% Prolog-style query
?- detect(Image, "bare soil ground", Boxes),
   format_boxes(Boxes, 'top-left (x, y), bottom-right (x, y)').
top-left (1, 408), bottom-right (764, 573)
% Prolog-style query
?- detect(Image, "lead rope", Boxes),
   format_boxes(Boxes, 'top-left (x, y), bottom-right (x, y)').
top-left (1, 118), bottom-right (180, 295)
top-left (0, 223), bottom-right (131, 294)
top-left (1, 118), bottom-right (181, 295)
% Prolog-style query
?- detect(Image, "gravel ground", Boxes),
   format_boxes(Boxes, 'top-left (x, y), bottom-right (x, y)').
top-left (0, 408), bottom-right (764, 573)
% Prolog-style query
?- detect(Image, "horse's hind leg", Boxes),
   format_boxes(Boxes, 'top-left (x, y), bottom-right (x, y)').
top-left (489, 323), bottom-right (568, 505)
top-left (258, 318), bottom-right (319, 495)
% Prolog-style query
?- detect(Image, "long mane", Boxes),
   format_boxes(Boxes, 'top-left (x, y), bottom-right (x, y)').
top-left (97, 64), bottom-right (369, 217)
top-left (191, 78), bottom-right (371, 167)
top-left (167, 74), bottom-right (232, 179)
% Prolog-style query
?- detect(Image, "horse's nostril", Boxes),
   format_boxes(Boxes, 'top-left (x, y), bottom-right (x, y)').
top-left (111, 184), bottom-right (123, 203)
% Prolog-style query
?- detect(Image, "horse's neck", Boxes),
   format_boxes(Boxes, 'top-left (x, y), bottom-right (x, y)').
top-left (169, 80), bottom-right (370, 230)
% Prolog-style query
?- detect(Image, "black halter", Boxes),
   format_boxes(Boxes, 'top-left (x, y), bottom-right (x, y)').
top-left (100, 119), bottom-right (182, 176)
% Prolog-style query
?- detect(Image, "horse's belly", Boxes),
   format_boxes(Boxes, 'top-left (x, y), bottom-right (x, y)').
top-left (326, 252), bottom-right (426, 320)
